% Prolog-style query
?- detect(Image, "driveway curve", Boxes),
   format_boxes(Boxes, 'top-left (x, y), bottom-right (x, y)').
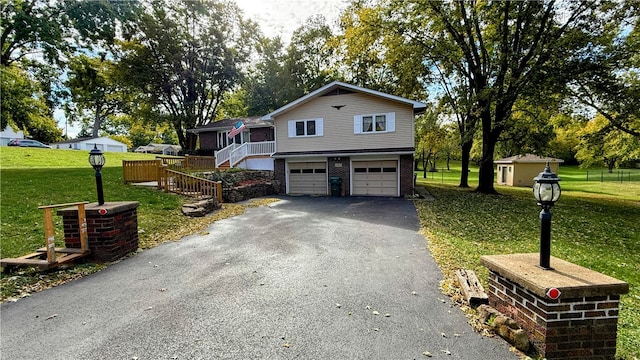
top-left (1, 197), bottom-right (517, 359)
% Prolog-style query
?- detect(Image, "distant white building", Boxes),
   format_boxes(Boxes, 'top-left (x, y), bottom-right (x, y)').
top-left (0, 125), bottom-right (25, 146)
top-left (133, 143), bottom-right (182, 155)
top-left (51, 137), bottom-right (128, 152)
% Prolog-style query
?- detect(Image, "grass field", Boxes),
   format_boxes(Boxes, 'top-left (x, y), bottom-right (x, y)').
top-left (2, 148), bottom-right (638, 358)
top-left (415, 162), bottom-right (639, 360)
top-left (0, 147), bottom-right (253, 300)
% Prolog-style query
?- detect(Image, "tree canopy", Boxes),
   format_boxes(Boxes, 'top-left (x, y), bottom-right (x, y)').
top-left (117, 0), bottom-right (256, 151)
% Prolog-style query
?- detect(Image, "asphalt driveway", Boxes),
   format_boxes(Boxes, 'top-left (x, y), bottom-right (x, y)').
top-left (1, 197), bottom-right (516, 359)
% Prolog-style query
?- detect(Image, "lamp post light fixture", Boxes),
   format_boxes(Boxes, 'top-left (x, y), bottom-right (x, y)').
top-left (89, 144), bottom-right (106, 205)
top-left (532, 162), bottom-right (561, 270)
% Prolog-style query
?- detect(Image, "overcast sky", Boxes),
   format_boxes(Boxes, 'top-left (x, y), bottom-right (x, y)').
top-left (235, 0), bottom-right (349, 42)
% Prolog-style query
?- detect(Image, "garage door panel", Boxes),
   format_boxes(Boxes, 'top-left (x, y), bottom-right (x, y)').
top-left (288, 162), bottom-right (327, 195)
top-left (352, 160), bottom-right (398, 196)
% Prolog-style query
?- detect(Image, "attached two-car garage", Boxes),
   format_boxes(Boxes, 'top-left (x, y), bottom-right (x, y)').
top-left (286, 159), bottom-right (399, 197)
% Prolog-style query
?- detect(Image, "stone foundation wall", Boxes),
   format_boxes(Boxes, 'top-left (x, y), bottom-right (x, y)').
top-left (224, 181), bottom-right (280, 203)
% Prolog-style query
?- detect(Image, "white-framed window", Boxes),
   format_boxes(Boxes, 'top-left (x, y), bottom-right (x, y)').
top-left (288, 118), bottom-right (324, 137)
top-left (218, 129), bottom-right (250, 147)
top-left (354, 112), bottom-right (395, 134)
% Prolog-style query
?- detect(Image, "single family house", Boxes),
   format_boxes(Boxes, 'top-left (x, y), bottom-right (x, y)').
top-left (190, 116), bottom-right (275, 170)
top-left (263, 81), bottom-right (426, 197)
top-left (190, 81), bottom-right (426, 196)
top-left (494, 154), bottom-right (564, 187)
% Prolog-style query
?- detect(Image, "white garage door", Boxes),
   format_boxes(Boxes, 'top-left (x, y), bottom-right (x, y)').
top-left (288, 162), bottom-right (327, 195)
top-left (352, 160), bottom-right (398, 196)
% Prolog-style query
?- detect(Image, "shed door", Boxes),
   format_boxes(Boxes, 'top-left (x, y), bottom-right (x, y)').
top-left (352, 160), bottom-right (398, 196)
top-left (288, 162), bottom-right (327, 195)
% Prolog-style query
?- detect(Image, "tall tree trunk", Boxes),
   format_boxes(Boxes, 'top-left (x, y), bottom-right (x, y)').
top-left (92, 104), bottom-right (101, 138)
top-left (459, 140), bottom-right (472, 188)
top-left (477, 129), bottom-right (501, 194)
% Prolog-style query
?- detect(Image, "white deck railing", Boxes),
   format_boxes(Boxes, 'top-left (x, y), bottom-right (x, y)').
top-left (216, 141), bottom-right (276, 168)
top-left (214, 143), bottom-right (238, 168)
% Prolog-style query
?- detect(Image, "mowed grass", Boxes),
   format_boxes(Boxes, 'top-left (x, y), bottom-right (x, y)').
top-left (414, 164), bottom-right (640, 359)
top-left (0, 147), bottom-right (255, 300)
top-left (418, 162), bottom-right (640, 202)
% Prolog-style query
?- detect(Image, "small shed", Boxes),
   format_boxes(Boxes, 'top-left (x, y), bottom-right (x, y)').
top-left (494, 154), bottom-right (564, 187)
top-left (51, 137), bottom-right (128, 152)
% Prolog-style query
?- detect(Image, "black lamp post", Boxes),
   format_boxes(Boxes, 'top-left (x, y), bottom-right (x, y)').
top-left (89, 144), bottom-right (106, 205)
top-left (532, 162), bottom-right (561, 270)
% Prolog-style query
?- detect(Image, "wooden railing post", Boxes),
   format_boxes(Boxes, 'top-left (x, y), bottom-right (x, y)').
top-left (78, 203), bottom-right (88, 252)
top-left (42, 207), bottom-right (56, 264)
top-left (216, 181), bottom-right (222, 203)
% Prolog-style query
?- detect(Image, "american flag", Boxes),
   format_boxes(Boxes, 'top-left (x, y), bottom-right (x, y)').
top-left (227, 121), bottom-right (246, 138)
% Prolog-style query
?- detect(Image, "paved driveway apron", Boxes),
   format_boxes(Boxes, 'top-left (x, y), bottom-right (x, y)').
top-left (1, 197), bottom-right (516, 360)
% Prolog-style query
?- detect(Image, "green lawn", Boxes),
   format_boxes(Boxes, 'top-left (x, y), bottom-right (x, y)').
top-left (2, 148), bottom-right (638, 358)
top-left (0, 147), bottom-right (252, 300)
top-left (414, 163), bottom-right (639, 359)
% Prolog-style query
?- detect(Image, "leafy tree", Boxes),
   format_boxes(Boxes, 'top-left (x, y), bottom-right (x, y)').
top-left (65, 54), bottom-right (126, 137)
top-left (1, 0), bottom-right (69, 67)
top-left (0, 65), bottom-right (62, 142)
top-left (575, 115), bottom-right (640, 171)
top-left (1, 0), bottom-right (141, 139)
top-left (242, 36), bottom-right (294, 116)
top-left (118, 0), bottom-right (256, 151)
top-left (339, 0), bottom-right (621, 194)
top-left (567, 3), bottom-right (640, 138)
top-left (547, 113), bottom-right (583, 164)
top-left (286, 15), bottom-right (340, 94)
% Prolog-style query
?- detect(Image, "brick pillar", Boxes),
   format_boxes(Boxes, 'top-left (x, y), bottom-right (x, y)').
top-left (59, 202), bottom-right (140, 262)
top-left (327, 156), bottom-right (350, 196)
top-left (273, 159), bottom-right (286, 194)
top-left (399, 154), bottom-right (414, 196)
top-left (481, 253), bottom-right (629, 360)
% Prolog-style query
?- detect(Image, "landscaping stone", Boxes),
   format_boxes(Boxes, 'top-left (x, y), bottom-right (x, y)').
top-left (200, 170), bottom-right (279, 203)
top-left (478, 304), bottom-right (530, 353)
top-left (182, 198), bottom-right (220, 217)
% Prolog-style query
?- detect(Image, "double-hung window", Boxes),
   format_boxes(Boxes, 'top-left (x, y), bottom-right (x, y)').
top-left (288, 118), bottom-right (323, 137)
top-left (354, 112), bottom-right (395, 134)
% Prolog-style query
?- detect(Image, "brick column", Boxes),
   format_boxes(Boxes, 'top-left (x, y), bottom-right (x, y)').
top-left (399, 154), bottom-right (414, 196)
top-left (327, 156), bottom-right (350, 196)
top-left (273, 159), bottom-right (286, 194)
top-left (58, 202), bottom-right (140, 262)
top-left (481, 253), bottom-right (628, 360)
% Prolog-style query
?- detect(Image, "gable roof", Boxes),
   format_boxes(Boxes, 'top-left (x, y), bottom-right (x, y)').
top-left (261, 81), bottom-right (427, 120)
top-left (494, 154), bottom-right (564, 164)
top-left (189, 116), bottom-right (270, 133)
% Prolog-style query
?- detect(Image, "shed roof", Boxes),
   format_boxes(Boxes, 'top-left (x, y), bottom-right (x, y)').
top-left (494, 154), bottom-right (564, 164)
